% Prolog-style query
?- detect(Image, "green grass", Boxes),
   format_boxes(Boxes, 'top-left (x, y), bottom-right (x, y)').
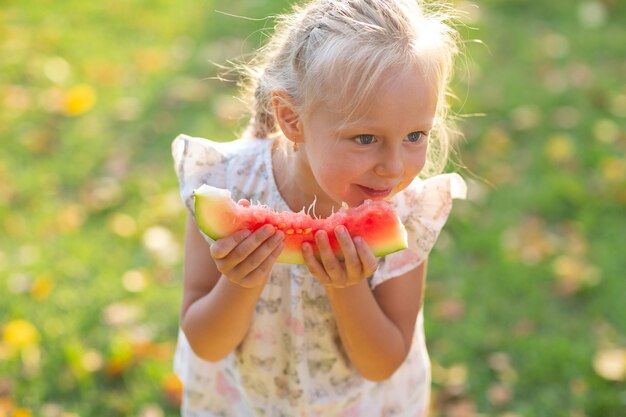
top-left (1, 1), bottom-right (625, 416)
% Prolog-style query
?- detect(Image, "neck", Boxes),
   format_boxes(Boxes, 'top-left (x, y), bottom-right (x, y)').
top-left (271, 140), bottom-right (338, 217)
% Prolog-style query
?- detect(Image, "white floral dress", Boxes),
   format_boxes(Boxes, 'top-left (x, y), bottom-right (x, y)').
top-left (171, 134), bottom-right (467, 417)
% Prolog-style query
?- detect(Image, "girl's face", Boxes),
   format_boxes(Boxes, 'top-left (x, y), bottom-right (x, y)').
top-left (296, 67), bottom-right (438, 215)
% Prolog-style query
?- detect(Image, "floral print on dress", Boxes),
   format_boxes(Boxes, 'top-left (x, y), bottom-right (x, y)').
top-left (171, 134), bottom-right (466, 417)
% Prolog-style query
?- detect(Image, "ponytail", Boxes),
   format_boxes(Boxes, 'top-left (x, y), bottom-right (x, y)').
top-left (248, 83), bottom-right (278, 139)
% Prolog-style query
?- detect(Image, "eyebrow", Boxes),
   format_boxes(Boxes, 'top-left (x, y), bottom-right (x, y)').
top-left (337, 120), bottom-right (433, 134)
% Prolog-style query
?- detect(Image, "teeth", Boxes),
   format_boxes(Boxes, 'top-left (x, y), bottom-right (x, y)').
top-left (362, 185), bottom-right (390, 192)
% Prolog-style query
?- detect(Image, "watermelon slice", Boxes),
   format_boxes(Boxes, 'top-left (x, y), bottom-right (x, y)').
top-left (193, 184), bottom-right (408, 264)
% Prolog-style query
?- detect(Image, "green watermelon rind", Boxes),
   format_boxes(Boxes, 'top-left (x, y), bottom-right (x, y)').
top-left (193, 185), bottom-right (240, 240)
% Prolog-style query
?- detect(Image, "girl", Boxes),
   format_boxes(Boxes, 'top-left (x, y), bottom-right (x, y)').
top-left (172, 0), bottom-right (467, 416)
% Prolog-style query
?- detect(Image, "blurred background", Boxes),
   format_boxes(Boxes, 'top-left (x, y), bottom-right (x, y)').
top-left (1, 0), bottom-right (625, 416)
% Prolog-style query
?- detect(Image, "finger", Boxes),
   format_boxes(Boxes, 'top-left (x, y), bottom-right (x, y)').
top-left (226, 224), bottom-right (277, 265)
top-left (230, 230), bottom-right (284, 279)
top-left (302, 242), bottom-right (332, 285)
top-left (354, 237), bottom-right (379, 277)
top-left (239, 239), bottom-right (284, 288)
top-left (334, 226), bottom-right (361, 278)
top-left (210, 229), bottom-right (252, 260)
top-left (315, 230), bottom-right (344, 282)
top-left (213, 225), bottom-right (275, 278)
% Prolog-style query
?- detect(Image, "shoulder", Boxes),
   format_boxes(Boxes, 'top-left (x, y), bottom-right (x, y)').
top-left (369, 173), bottom-right (466, 288)
top-left (172, 134), bottom-right (269, 163)
top-left (391, 173), bottom-right (467, 223)
top-left (171, 134), bottom-right (275, 211)
top-left (171, 134), bottom-right (272, 184)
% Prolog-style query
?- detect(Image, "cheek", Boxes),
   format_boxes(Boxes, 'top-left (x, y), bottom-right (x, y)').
top-left (410, 145), bottom-right (428, 170)
top-left (311, 143), bottom-right (356, 173)
top-left (402, 148), bottom-right (428, 183)
top-left (413, 154), bottom-right (427, 173)
top-left (314, 157), bottom-right (350, 183)
top-left (310, 152), bottom-right (366, 196)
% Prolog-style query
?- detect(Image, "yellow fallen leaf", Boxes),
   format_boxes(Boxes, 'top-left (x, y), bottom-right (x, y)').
top-left (510, 105), bottom-right (541, 130)
top-left (122, 269), bottom-right (149, 293)
top-left (105, 338), bottom-right (134, 377)
top-left (502, 217), bottom-right (558, 265)
top-left (31, 274), bottom-right (54, 300)
top-left (544, 134), bottom-right (574, 164)
top-left (552, 255), bottom-right (601, 296)
top-left (600, 157), bottom-right (626, 183)
top-left (108, 212), bottom-right (137, 238)
top-left (81, 349), bottom-right (104, 373)
top-left (431, 361), bottom-right (468, 389)
top-left (138, 405), bottom-right (165, 417)
top-left (610, 93), bottom-right (626, 118)
top-left (487, 383), bottom-right (513, 406)
top-left (487, 351), bottom-right (518, 383)
top-left (102, 302), bottom-right (141, 327)
top-left (162, 373), bottom-right (183, 407)
top-left (62, 84), bottom-right (97, 116)
top-left (593, 348), bottom-right (626, 381)
top-left (136, 47), bottom-right (167, 74)
top-left (12, 409), bottom-right (32, 417)
top-left (142, 225), bottom-right (181, 265)
top-left (56, 203), bottom-right (87, 234)
top-left (481, 127), bottom-right (513, 158)
top-left (2, 320), bottom-right (39, 350)
top-left (105, 356), bottom-right (133, 377)
top-left (593, 118), bottom-right (620, 144)
top-left (432, 298), bottom-right (465, 322)
top-left (0, 397), bottom-right (14, 416)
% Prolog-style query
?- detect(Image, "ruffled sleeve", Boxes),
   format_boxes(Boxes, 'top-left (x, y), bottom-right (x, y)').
top-left (369, 173), bottom-right (467, 289)
top-left (171, 134), bottom-right (229, 213)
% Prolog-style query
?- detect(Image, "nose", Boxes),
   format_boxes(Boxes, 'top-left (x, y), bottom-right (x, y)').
top-left (374, 145), bottom-right (404, 178)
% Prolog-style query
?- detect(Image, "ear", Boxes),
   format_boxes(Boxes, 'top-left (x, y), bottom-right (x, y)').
top-left (271, 91), bottom-right (304, 143)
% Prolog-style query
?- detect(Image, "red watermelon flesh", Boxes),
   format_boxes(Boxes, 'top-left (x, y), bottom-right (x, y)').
top-left (193, 184), bottom-right (408, 264)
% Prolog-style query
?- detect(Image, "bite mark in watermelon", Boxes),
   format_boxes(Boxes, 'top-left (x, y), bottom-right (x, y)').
top-left (193, 184), bottom-right (408, 264)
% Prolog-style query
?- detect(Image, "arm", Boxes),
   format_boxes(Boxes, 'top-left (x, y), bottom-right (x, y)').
top-left (325, 262), bottom-right (426, 381)
top-left (180, 214), bottom-right (283, 361)
top-left (302, 227), bottom-right (426, 381)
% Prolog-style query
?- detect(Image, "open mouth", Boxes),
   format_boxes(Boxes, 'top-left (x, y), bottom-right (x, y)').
top-left (356, 185), bottom-right (393, 199)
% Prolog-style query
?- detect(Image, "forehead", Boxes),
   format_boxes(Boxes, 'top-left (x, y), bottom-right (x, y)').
top-left (310, 64), bottom-right (439, 127)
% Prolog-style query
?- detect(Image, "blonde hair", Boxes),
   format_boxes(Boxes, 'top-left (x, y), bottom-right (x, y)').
top-left (240, 0), bottom-right (462, 176)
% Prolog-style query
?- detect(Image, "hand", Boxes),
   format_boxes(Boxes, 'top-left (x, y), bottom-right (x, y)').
top-left (302, 226), bottom-right (379, 289)
top-left (209, 224), bottom-right (284, 289)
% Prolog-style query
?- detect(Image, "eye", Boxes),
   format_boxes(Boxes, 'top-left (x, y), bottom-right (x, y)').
top-left (355, 134), bottom-right (376, 145)
top-left (406, 131), bottom-right (428, 143)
